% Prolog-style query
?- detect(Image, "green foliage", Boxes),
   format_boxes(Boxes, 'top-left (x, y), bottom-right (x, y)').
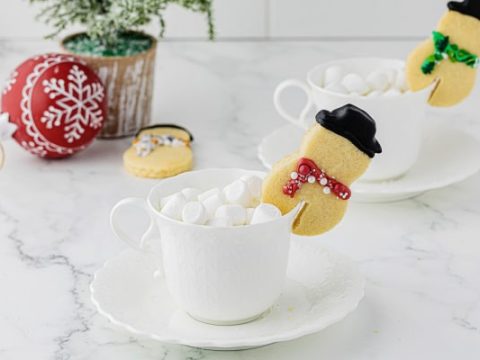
top-left (63, 32), bottom-right (154, 57)
top-left (30, 0), bottom-right (214, 48)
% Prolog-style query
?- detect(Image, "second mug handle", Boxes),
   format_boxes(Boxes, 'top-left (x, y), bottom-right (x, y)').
top-left (273, 79), bottom-right (314, 129)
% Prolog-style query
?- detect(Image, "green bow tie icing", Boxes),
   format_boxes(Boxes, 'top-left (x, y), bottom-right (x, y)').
top-left (421, 31), bottom-right (480, 74)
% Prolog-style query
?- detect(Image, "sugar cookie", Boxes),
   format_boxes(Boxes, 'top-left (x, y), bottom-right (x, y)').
top-left (261, 104), bottom-right (382, 236)
top-left (123, 124), bottom-right (194, 179)
top-left (406, 0), bottom-right (480, 106)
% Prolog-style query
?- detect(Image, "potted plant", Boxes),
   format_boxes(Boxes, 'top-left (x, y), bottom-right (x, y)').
top-left (30, 0), bottom-right (214, 138)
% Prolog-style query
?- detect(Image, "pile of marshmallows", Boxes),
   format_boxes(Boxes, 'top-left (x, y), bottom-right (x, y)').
top-left (158, 175), bottom-right (282, 227)
top-left (320, 65), bottom-right (409, 97)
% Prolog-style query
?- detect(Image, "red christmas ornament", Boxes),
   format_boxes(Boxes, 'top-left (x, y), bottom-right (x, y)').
top-left (1, 53), bottom-right (107, 158)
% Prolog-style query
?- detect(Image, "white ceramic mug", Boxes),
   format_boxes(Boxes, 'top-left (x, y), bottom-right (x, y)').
top-left (274, 58), bottom-right (432, 181)
top-left (110, 168), bottom-right (300, 326)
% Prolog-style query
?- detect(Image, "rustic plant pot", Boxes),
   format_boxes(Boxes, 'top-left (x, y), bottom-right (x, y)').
top-left (61, 32), bottom-right (157, 138)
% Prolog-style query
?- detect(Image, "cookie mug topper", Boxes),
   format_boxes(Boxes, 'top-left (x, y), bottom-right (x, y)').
top-left (262, 104), bottom-right (382, 236)
top-left (406, 0), bottom-right (480, 106)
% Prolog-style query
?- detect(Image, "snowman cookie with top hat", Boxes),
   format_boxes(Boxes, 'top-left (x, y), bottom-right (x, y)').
top-left (406, 0), bottom-right (480, 106)
top-left (262, 104), bottom-right (382, 236)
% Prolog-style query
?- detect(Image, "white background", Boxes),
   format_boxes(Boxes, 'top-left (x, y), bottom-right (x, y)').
top-left (0, 0), bottom-right (446, 39)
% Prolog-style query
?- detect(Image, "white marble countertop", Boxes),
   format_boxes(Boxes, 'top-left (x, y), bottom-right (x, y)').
top-left (1, 39), bottom-right (480, 360)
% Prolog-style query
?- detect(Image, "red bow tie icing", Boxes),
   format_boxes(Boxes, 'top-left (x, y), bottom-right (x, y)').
top-left (283, 158), bottom-right (351, 200)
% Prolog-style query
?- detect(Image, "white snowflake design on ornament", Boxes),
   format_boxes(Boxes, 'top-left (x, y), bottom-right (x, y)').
top-left (20, 55), bottom-right (85, 156)
top-left (40, 65), bottom-right (105, 143)
top-left (20, 140), bottom-right (48, 157)
top-left (2, 70), bottom-right (18, 95)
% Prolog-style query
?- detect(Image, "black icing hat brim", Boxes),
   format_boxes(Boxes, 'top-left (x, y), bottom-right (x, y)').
top-left (135, 124), bottom-right (194, 141)
top-left (319, 119), bottom-right (382, 158)
top-left (315, 105), bottom-right (382, 158)
top-left (448, 0), bottom-right (480, 21)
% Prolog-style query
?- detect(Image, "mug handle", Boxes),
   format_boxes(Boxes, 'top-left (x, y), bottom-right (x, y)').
top-left (273, 79), bottom-right (314, 129)
top-left (110, 197), bottom-right (158, 252)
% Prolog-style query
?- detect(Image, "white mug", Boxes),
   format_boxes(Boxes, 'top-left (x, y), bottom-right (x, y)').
top-left (274, 58), bottom-right (432, 181)
top-left (110, 168), bottom-right (301, 325)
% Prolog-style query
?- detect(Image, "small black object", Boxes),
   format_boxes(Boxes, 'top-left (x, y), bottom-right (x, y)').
top-left (135, 124), bottom-right (194, 141)
top-left (315, 104), bottom-right (382, 158)
top-left (448, 0), bottom-right (480, 21)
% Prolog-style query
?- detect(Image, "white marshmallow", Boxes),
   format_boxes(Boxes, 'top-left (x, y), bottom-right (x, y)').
top-left (207, 217), bottom-right (234, 227)
top-left (250, 203), bottom-right (282, 225)
top-left (182, 201), bottom-right (208, 225)
top-left (368, 90), bottom-right (382, 97)
top-left (246, 208), bottom-right (255, 224)
top-left (382, 68), bottom-right (397, 85)
top-left (384, 88), bottom-right (402, 97)
top-left (367, 90), bottom-right (382, 97)
top-left (341, 73), bottom-right (370, 95)
top-left (240, 175), bottom-right (263, 199)
top-left (394, 70), bottom-right (408, 92)
top-left (202, 192), bottom-right (226, 218)
top-left (215, 204), bottom-right (247, 226)
top-left (181, 187), bottom-right (201, 201)
top-left (366, 71), bottom-right (389, 92)
top-left (316, 71), bottom-right (325, 88)
top-left (159, 194), bottom-right (174, 209)
top-left (224, 180), bottom-right (253, 207)
top-left (161, 193), bottom-right (187, 221)
top-left (249, 197), bottom-right (260, 208)
top-left (323, 65), bottom-right (344, 87)
top-left (198, 188), bottom-right (221, 202)
top-left (325, 82), bottom-right (348, 95)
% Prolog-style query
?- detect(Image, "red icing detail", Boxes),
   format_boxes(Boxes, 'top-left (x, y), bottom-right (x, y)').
top-left (298, 164), bottom-right (310, 175)
top-left (282, 157), bottom-right (351, 200)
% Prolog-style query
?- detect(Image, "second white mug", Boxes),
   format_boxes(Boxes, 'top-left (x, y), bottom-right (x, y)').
top-left (273, 58), bottom-right (432, 182)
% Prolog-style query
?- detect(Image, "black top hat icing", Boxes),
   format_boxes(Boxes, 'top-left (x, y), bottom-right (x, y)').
top-left (315, 104), bottom-right (382, 158)
top-left (448, 0), bottom-right (480, 21)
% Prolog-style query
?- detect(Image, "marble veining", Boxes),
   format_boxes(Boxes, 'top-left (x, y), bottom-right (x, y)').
top-left (0, 39), bottom-right (479, 359)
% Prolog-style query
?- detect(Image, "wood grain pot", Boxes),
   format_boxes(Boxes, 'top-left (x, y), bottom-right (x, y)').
top-left (61, 33), bottom-right (157, 138)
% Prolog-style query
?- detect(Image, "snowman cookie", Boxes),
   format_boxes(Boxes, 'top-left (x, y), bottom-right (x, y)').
top-left (123, 124), bottom-right (194, 179)
top-left (262, 104), bottom-right (381, 236)
top-left (406, 0), bottom-right (480, 106)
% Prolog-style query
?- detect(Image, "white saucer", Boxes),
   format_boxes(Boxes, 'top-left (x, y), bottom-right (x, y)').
top-left (91, 240), bottom-right (364, 350)
top-left (258, 124), bottom-right (480, 203)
